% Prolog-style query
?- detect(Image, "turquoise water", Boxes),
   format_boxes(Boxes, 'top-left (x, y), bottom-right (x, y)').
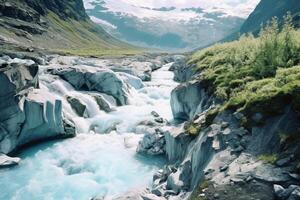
top-left (0, 62), bottom-right (176, 200)
top-left (0, 134), bottom-right (165, 200)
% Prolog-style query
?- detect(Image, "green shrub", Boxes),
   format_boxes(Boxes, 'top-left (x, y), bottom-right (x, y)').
top-left (190, 14), bottom-right (300, 117)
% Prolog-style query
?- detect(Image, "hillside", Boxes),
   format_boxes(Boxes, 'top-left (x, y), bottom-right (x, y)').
top-left (0, 0), bottom-right (136, 56)
top-left (241, 0), bottom-right (300, 34)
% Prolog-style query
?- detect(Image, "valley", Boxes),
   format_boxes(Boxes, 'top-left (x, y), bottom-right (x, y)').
top-left (0, 0), bottom-right (300, 200)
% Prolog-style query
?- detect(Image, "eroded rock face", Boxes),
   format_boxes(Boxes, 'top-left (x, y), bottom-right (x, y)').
top-left (171, 81), bottom-right (214, 121)
top-left (0, 56), bottom-right (71, 154)
top-left (50, 66), bottom-right (130, 106)
top-left (17, 89), bottom-right (69, 147)
top-left (0, 56), bottom-right (38, 153)
top-left (169, 56), bottom-right (195, 83)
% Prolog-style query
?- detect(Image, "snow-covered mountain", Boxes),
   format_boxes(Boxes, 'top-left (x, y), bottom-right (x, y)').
top-left (84, 0), bottom-right (259, 50)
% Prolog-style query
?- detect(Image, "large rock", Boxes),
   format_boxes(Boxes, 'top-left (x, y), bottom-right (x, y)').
top-left (288, 188), bottom-right (300, 200)
top-left (50, 66), bottom-right (130, 105)
top-left (171, 81), bottom-right (213, 120)
top-left (117, 72), bottom-right (145, 90)
top-left (0, 56), bottom-right (38, 153)
top-left (92, 93), bottom-right (116, 113)
top-left (0, 56), bottom-right (73, 154)
top-left (104, 61), bottom-right (152, 82)
top-left (17, 89), bottom-right (71, 147)
top-left (137, 128), bottom-right (166, 156)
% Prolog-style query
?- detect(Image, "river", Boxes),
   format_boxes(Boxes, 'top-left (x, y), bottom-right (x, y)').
top-left (0, 59), bottom-right (178, 200)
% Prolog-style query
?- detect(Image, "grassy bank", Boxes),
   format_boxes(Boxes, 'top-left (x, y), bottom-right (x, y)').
top-left (189, 16), bottom-right (300, 117)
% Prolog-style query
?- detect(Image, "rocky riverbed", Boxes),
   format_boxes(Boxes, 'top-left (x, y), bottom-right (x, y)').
top-left (0, 53), bottom-right (299, 200)
top-left (0, 53), bottom-right (181, 199)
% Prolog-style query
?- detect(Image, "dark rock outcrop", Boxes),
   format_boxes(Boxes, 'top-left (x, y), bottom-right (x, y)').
top-left (66, 95), bottom-right (87, 117)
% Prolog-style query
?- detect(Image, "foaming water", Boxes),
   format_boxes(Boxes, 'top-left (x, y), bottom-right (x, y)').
top-left (0, 61), bottom-right (177, 200)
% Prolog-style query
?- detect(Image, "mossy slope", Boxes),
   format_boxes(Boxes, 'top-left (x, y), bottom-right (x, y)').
top-left (189, 18), bottom-right (300, 117)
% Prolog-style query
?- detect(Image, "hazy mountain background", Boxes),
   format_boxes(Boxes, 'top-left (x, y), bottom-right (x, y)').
top-left (83, 0), bottom-right (260, 51)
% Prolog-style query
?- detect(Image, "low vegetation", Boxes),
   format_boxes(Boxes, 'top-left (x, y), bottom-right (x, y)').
top-left (258, 154), bottom-right (278, 164)
top-left (47, 12), bottom-right (139, 57)
top-left (189, 15), bottom-right (300, 117)
top-left (185, 122), bottom-right (201, 136)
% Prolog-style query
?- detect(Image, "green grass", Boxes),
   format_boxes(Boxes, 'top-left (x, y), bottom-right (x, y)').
top-left (0, 8), bottom-right (141, 57)
top-left (46, 12), bottom-right (140, 56)
top-left (189, 16), bottom-right (300, 118)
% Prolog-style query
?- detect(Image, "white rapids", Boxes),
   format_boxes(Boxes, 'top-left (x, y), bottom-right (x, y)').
top-left (0, 61), bottom-right (178, 200)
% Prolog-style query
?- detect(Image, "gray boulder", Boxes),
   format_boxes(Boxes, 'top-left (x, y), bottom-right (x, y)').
top-left (288, 188), bottom-right (300, 200)
top-left (169, 56), bottom-right (195, 83)
top-left (117, 72), bottom-right (145, 90)
top-left (92, 93), bottom-right (116, 113)
top-left (166, 171), bottom-right (184, 194)
top-left (66, 95), bottom-right (87, 117)
top-left (137, 129), bottom-right (166, 156)
top-left (51, 67), bottom-right (129, 105)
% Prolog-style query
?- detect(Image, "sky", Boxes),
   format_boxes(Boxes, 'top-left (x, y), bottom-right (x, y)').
top-left (84, 0), bottom-right (260, 19)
